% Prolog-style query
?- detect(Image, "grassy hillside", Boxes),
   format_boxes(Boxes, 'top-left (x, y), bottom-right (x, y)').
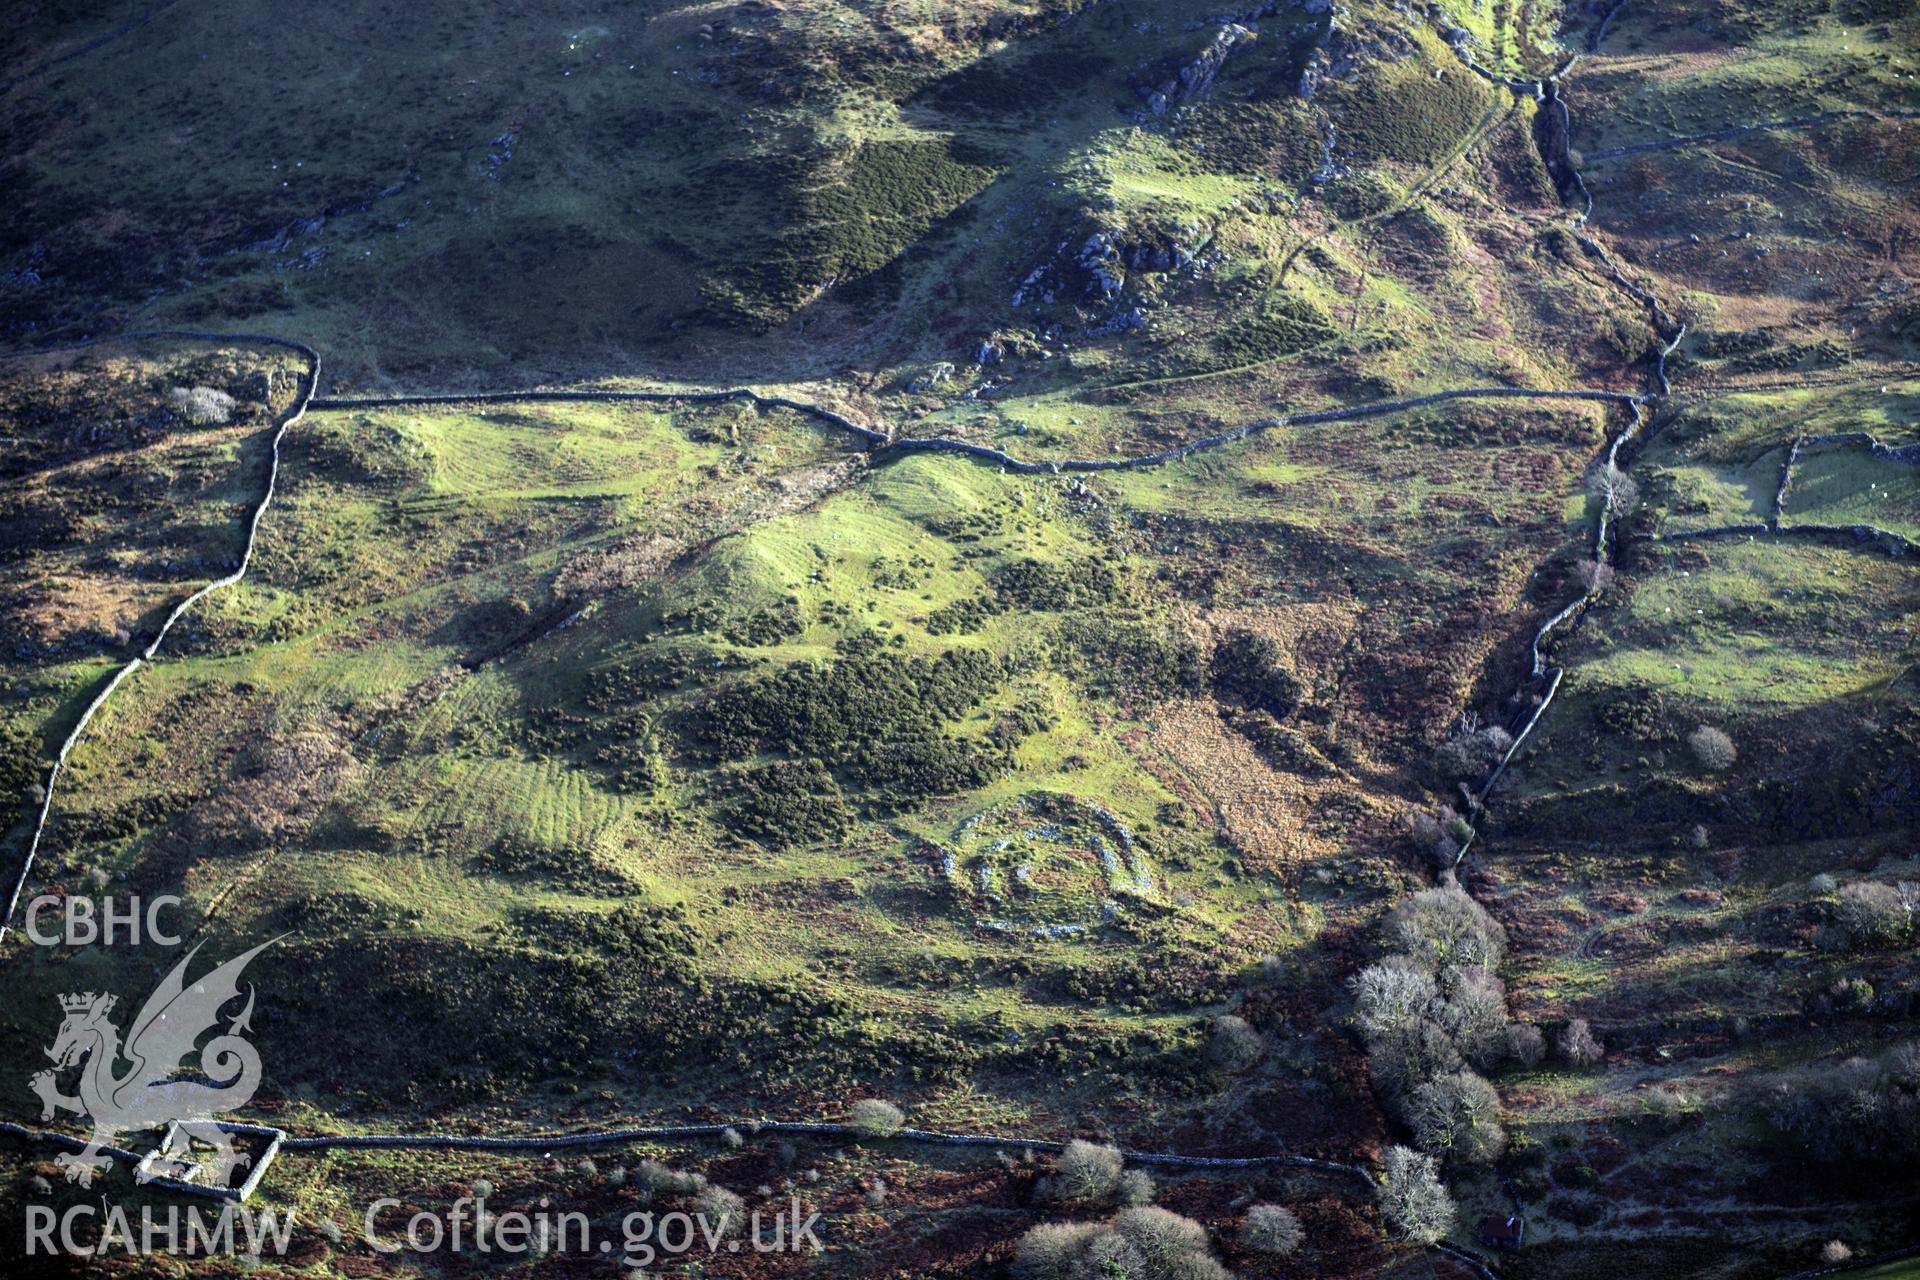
top-left (1, 0), bottom-right (1918, 1276)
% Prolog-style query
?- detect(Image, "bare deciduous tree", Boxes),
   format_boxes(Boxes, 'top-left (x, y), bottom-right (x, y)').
top-left (1054, 1139), bottom-right (1124, 1203)
top-left (1239, 1203), bottom-right (1304, 1256)
top-left (1558, 1018), bottom-right (1604, 1068)
top-left (1409, 1069), bottom-right (1506, 1165)
top-left (1837, 881), bottom-right (1917, 947)
top-left (1352, 959), bottom-right (1440, 1042)
top-left (1389, 888), bottom-right (1507, 976)
top-left (1588, 460), bottom-right (1640, 515)
top-left (168, 385), bottom-right (237, 426)
top-left (1378, 1145), bottom-right (1456, 1245)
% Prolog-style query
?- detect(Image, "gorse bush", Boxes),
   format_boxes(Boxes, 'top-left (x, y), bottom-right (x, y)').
top-left (849, 1097), bottom-right (906, 1137)
top-left (726, 759), bottom-right (852, 849)
top-left (1210, 629), bottom-right (1303, 718)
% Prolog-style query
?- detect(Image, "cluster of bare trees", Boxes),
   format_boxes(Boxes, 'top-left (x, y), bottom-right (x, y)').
top-left (1412, 714), bottom-right (1516, 866)
top-left (1011, 1142), bottom-right (1305, 1278)
top-left (1014, 1206), bottom-right (1236, 1280)
top-left (1767, 1041), bottom-right (1920, 1167)
top-left (1352, 890), bottom-right (1522, 1171)
top-left (1033, 1140), bottom-right (1156, 1209)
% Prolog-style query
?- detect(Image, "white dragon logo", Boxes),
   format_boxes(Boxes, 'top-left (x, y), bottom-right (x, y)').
top-left (29, 938), bottom-right (275, 1187)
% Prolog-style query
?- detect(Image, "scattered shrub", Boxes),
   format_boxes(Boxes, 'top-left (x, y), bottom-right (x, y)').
top-left (1407, 808), bottom-right (1463, 871)
top-left (694, 1185), bottom-right (746, 1236)
top-left (1836, 881), bottom-right (1916, 948)
top-left (635, 1159), bottom-right (707, 1197)
top-left (850, 1098), bottom-right (906, 1137)
top-left (1573, 558), bottom-right (1615, 593)
top-left (1238, 1203), bottom-right (1303, 1256)
top-left (168, 384), bottom-right (237, 425)
top-left (1829, 976), bottom-right (1876, 1014)
top-left (1687, 725), bottom-right (1737, 771)
top-left (1822, 1241), bottom-right (1853, 1264)
top-left (1432, 719), bottom-right (1513, 785)
top-left (1207, 1014), bottom-right (1264, 1073)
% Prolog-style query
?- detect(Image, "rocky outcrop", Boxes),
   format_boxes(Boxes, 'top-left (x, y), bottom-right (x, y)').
top-left (1143, 21), bottom-right (1258, 115)
top-left (1296, 6), bottom-right (1417, 100)
top-left (1010, 214), bottom-right (1214, 316)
